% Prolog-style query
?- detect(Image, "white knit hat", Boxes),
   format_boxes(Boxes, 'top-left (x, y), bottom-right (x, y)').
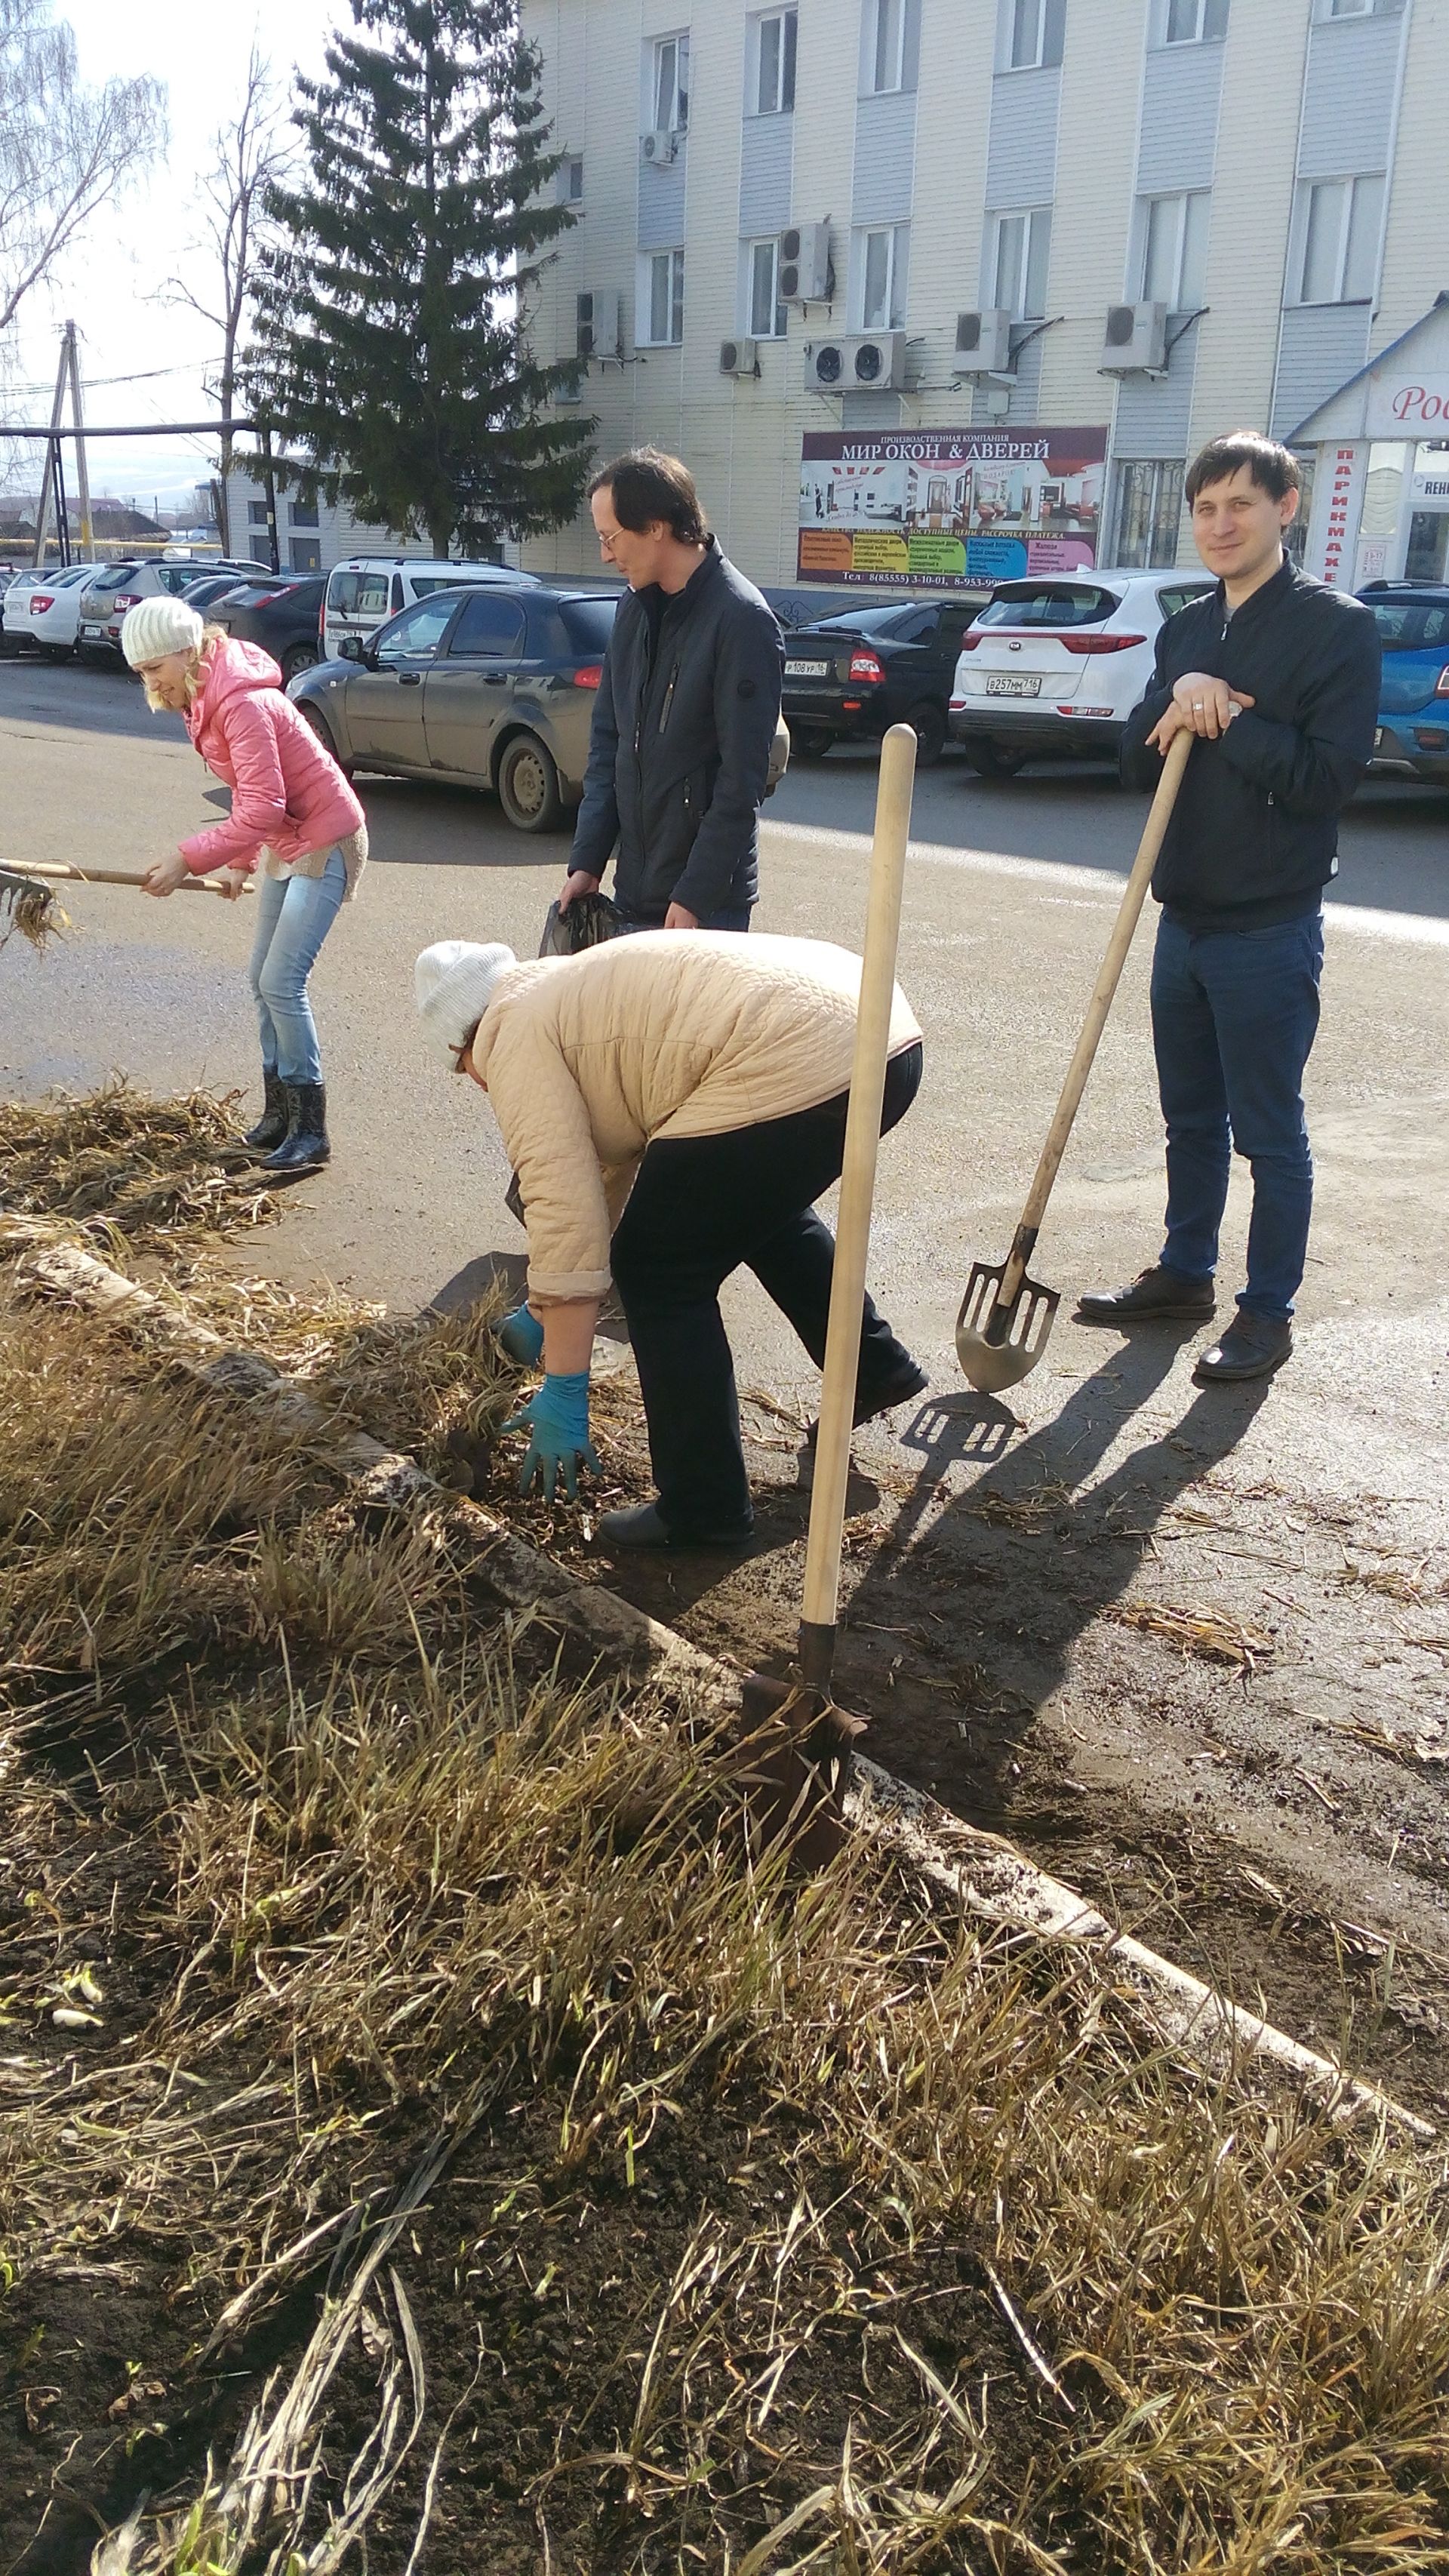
top-left (121, 596), bottom-right (205, 667)
top-left (414, 940), bottom-right (518, 1063)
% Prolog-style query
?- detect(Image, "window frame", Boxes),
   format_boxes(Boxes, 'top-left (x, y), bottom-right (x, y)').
top-left (1318, 0), bottom-right (1404, 20)
top-left (997, 0), bottom-right (1066, 72)
top-left (857, 222), bottom-right (908, 333)
top-left (1158, 0), bottom-right (1228, 42)
top-left (1136, 189), bottom-right (1211, 312)
top-left (1292, 170), bottom-right (1384, 306)
top-left (1109, 459), bottom-right (1186, 571)
top-left (561, 155), bottom-right (585, 204)
top-left (988, 205), bottom-right (1052, 320)
top-left (750, 7), bottom-right (798, 113)
top-left (373, 596), bottom-right (457, 662)
top-left (747, 235), bottom-right (789, 338)
top-left (652, 32), bottom-right (690, 134)
top-left (446, 591), bottom-right (528, 660)
top-left (640, 245), bottom-right (686, 346)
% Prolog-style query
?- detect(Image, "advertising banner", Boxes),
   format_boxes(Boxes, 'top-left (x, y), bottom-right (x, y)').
top-left (797, 425), bottom-right (1108, 589)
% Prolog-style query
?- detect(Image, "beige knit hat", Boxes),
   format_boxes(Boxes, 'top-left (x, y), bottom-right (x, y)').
top-left (414, 940), bottom-right (518, 1063)
top-left (120, 596), bottom-right (205, 666)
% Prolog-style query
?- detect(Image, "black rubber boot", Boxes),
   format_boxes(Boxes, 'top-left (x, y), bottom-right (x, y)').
top-left (242, 1069), bottom-right (288, 1153)
top-left (262, 1082), bottom-right (330, 1174)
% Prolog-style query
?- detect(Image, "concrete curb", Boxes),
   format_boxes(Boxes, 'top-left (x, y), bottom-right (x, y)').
top-left (8, 1223), bottom-right (1433, 2142)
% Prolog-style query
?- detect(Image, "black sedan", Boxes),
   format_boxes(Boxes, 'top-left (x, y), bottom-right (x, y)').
top-left (781, 593), bottom-right (990, 764)
top-left (217, 574), bottom-right (327, 685)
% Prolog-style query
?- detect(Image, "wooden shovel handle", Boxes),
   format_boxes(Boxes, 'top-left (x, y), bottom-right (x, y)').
top-left (799, 722), bottom-right (916, 1667)
top-left (11, 861), bottom-right (252, 894)
top-left (998, 727), bottom-right (1192, 1306)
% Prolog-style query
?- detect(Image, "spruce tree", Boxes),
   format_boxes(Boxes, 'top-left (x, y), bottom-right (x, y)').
top-left (247, 0), bottom-right (591, 557)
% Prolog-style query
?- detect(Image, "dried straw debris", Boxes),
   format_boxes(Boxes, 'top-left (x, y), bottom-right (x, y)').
top-left (1106, 1594), bottom-right (1276, 1670)
top-left (0, 865), bottom-right (66, 949)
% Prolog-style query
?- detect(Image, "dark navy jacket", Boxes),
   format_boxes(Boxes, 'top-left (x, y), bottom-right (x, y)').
top-left (568, 540), bottom-right (784, 922)
top-left (1121, 559), bottom-right (1381, 931)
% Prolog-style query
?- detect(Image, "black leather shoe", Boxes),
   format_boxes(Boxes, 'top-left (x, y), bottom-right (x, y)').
top-left (852, 1355), bottom-right (930, 1426)
top-left (1193, 1310), bottom-right (1292, 1385)
top-left (596, 1501), bottom-right (754, 1551)
top-left (262, 1082), bottom-right (330, 1174)
top-left (1077, 1264), bottom-right (1215, 1324)
top-left (242, 1069), bottom-right (288, 1153)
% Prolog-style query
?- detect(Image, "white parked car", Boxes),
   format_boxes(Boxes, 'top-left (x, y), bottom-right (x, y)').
top-left (949, 569), bottom-right (1214, 777)
top-left (321, 556), bottom-right (537, 660)
top-left (5, 562), bottom-right (100, 657)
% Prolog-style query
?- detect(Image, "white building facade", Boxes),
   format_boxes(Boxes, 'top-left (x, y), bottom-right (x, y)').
top-left (518, 0), bottom-right (1449, 597)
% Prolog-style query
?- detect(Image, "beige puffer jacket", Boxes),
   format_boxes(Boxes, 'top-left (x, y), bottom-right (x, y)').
top-left (471, 930), bottom-right (922, 1303)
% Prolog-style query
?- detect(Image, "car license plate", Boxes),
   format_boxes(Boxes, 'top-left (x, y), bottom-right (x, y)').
top-left (82, 621), bottom-right (102, 637)
top-left (985, 674), bottom-right (1041, 698)
top-left (786, 660), bottom-right (829, 679)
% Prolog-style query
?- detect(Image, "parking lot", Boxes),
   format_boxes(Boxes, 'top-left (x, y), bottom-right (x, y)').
top-left (4, 648), bottom-right (1449, 2087)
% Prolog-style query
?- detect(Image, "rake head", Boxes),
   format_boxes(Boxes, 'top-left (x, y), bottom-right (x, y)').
top-left (0, 868), bottom-right (65, 953)
top-left (955, 1258), bottom-right (1060, 1393)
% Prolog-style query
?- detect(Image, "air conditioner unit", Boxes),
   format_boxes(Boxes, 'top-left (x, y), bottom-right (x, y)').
top-left (778, 221), bottom-right (832, 303)
top-left (719, 336), bottom-right (758, 377)
top-left (577, 288), bottom-right (623, 362)
top-left (953, 307), bottom-right (1013, 374)
top-left (640, 128), bottom-right (678, 166)
top-left (1100, 300), bottom-right (1168, 374)
top-left (804, 333), bottom-right (909, 394)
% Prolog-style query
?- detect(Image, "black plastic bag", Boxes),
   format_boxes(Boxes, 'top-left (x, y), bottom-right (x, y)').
top-left (538, 890), bottom-right (627, 956)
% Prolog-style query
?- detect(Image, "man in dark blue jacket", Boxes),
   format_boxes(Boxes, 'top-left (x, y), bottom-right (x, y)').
top-left (558, 448), bottom-right (783, 932)
top-left (1080, 430), bottom-right (1380, 1385)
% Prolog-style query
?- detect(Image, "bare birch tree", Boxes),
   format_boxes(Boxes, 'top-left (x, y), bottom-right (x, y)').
top-left (0, 0), bottom-right (165, 334)
top-left (164, 48), bottom-right (290, 552)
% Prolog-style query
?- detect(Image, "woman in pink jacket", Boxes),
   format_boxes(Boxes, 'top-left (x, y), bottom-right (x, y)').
top-left (122, 596), bottom-right (367, 1172)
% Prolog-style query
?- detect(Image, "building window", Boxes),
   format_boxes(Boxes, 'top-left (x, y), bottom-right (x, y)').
top-left (998, 0), bottom-right (1066, 71)
top-left (751, 8), bottom-right (797, 112)
top-left (1138, 191), bottom-right (1211, 311)
top-left (288, 496), bottom-right (319, 528)
top-left (641, 246), bottom-right (685, 345)
top-left (989, 207), bottom-right (1051, 319)
top-left (1283, 451), bottom-right (1316, 567)
top-left (1320, 0), bottom-right (1404, 19)
top-left (652, 33), bottom-right (689, 133)
top-left (859, 223), bottom-right (908, 331)
top-left (560, 156), bottom-right (584, 203)
top-left (1161, 0), bottom-right (1227, 38)
top-left (865, 0), bottom-right (918, 93)
top-left (748, 237), bottom-right (788, 337)
top-left (291, 539), bottom-right (321, 574)
top-left (1112, 459), bottom-right (1185, 568)
top-left (1294, 173), bottom-right (1383, 303)
top-left (248, 499), bottom-right (269, 528)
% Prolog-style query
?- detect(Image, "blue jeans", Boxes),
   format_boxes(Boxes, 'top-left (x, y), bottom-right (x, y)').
top-left (1151, 907), bottom-right (1324, 1322)
top-left (248, 851), bottom-right (346, 1086)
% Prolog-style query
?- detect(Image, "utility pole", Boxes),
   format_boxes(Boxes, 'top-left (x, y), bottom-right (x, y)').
top-left (31, 340), bottom-right (69, 567)
top-left (259, 423), bottom-right (281, 574)
top-left (63, 322), bottom-right (94, 562)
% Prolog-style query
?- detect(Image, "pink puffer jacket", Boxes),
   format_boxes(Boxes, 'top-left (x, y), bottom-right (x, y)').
top-left (178, 636), bottom-right (365, 873)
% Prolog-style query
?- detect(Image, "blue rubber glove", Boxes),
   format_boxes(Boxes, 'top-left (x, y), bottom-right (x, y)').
top-left (494, 1302), bottom-right (545, 1367)
top-left (502, 1370), bottom-right (600, 1503)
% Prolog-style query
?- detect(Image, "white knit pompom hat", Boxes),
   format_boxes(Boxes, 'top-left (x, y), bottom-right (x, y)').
top-left (120, 596), bottom-right (205, 667)
top-left (414, 940), bottom-right (518, 1063)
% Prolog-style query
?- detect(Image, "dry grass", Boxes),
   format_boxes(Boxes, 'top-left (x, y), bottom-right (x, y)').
top-left (1106, 1596), bottom-right (1277, 1671)
top-left (2, 1091), bottom-right (1449, 2571)
top-left (0, 865), bottom-right (66, 949)
top-left (0, 1077), bottom-right (274, 1249)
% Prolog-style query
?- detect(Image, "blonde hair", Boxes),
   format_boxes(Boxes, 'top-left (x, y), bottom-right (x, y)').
top-left (140, 621), bottom-right (231, 715)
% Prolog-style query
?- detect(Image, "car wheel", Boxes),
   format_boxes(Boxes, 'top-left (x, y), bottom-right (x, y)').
top-left (792, 726), bottom-right (832, 759)
top-left (904, 700), bottom-right (947, 767)
top-left (281, 642), bottom-right (319, 685)
top-left (497, 732), bottom-right (565, 833)
top-left (962, 741), bottom-right (1026, 780)
top-left (298, 702), bottom-right (353, 779)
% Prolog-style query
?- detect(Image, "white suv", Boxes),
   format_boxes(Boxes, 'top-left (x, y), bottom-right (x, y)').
top-left (321, 556), bottom-right (537, 660)
top-left (949, 569), bottom-right (1213, 777)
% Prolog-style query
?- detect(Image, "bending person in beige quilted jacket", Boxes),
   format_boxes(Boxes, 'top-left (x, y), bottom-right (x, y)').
top-left (415, 929), bottom-right (928, 1550)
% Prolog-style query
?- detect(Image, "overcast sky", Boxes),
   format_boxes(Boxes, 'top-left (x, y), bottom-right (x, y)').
top-left (6, 0), bottom-right (340, 516)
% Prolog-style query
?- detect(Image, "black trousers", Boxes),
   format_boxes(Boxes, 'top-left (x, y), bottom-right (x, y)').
top-left (609, 1042), bottom-right (924, 1535)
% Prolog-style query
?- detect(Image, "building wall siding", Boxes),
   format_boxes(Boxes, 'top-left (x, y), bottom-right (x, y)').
top-left (739, 112), bottom-right (795, 235)
top-left (1297, 12), bottom-right (1404, 180)
top-left (1136, 38), bottom-right (1224, 195)
top-left (1273, 302), bottom-right (1374, 441)
top-left (851, 89), bottom-right (918, 225)
top-left (983, 65), bottom-right (1061, 208)
top-left (1037, 0), bottom-right (1140, 432)
top-left (1374, 0), bottom-right (1449, 358)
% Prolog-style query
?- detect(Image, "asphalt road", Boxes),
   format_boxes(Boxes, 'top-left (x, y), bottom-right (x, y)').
top-left (4, 651), bottom-right (1448, 1996)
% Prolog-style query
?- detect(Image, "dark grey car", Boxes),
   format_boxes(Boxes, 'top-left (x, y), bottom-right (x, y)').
top-left (288, 583), bottom-right (620, 830)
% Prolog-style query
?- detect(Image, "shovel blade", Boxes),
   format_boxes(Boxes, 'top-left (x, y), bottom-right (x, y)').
top-left (955, 1259), bottom-right (1060, 1393)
